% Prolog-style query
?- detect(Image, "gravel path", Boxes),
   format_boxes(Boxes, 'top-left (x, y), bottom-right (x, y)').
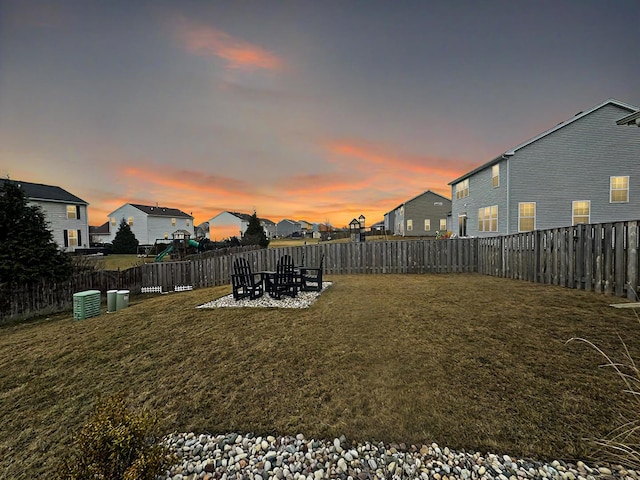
top-left (196, 282), bottom-right (333, 309)
top-left (160, 432), bottom-right (636, 480)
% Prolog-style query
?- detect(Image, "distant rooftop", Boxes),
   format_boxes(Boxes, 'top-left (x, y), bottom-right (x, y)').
top-left (1, 179), bottom-right (88, 204)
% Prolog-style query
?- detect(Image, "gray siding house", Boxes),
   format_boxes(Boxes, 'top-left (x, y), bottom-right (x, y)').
top-left (449, 99), bottom-right (640, 237)
top-left (276, 219), bottom-right (301, 237)
top-left (385, 190), bottom-right (451, 237)
top-left (107, 203), bottom-right (193, 245)
top-left (207, 211), bottom-right (275, 240)
top-left (2, 179), bottom-right (90, 252)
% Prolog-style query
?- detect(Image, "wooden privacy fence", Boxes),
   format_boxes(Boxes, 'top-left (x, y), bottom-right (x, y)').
top-left (478, 221), bottom-right (639, 299)
top-left (2, 220), bottom-right (638, 322)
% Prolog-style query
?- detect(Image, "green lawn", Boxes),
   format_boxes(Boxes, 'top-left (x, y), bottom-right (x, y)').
top-left (1, 274), bottom-right (637, 478)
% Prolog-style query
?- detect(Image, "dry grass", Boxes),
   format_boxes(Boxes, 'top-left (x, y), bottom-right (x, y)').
top-left (1, 274), bottom-right (638, 478)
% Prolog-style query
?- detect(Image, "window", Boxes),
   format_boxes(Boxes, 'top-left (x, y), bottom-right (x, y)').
top-left (424, 219), bottom-right (431, 231)
top-left (518, 202), bottom-right (536, 232)
top-left (406, 219), bottom-right (413, 231)
top-left (492, 164), bottom-right (499, 188)
top-left (478, 205), bottom-right (498, 232)
top-left (128, 217), bottom-right (134, 226)
top-left (610, 176), bottom-right (629, 203)
top-left (64, 229), bottom-right (79, 247)
top-left (434, 201), bottom-right (443, 206)
top-left (110, 217), bottom-right (116, 227)
top-left (572, 200), bottom-right (590, 225)
top-left (67, 205), bottom-right (79, 219)
top-left (458, 214), bottom-right (467, 237)
top-left (186, 219), bottom-right (191, 227)
top-left (440, 218), bottom-right (447, 231)
top-left (171, 218), bottom-right (176, 226)
top-left (455, 179), bottom-right (469, 199)
top-left (163, 232), bottom-right (169, 239)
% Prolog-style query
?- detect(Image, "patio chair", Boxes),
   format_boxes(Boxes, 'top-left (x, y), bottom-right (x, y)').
top-left (231, 257), bottom-right (264, 301)
top-left (300, 254), bottom-right (324, 292)
top-left (266, 254), bottom-right (298, 299)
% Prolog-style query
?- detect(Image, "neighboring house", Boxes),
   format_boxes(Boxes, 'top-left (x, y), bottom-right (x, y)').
top-left (298, 220), bottom-right (315, 236)
top-left (385, 190), bottom-right (452, 237)
top-left (260, 218), bottom-right (277, 238)
top-left (207, 211), bottom-right (275, 240)
top-left (89, 222), bottom-right (110, 244)
top-left (276, 219), bottom-right (302, 237)
top-left (449, 98), bottom-right (640, 237)
top-left (106, 203), bottom-right (193, 245)
top-left (194, 222), bottom-right (209, 239)
top-left (2, 179), bottom-right (90, 252)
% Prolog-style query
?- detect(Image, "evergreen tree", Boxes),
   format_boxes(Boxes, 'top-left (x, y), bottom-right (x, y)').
top-left (242, 212), bottom-right (269, 248)
top-left (0, 180), bottom-right (72, 286)
top-left (111, 218), bottom-right (139, 254)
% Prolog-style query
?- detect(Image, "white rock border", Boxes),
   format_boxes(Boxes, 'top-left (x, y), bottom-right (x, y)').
top-left (196, 282), bottom-right (332, 309)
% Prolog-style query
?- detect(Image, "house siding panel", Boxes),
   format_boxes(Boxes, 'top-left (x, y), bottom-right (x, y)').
top-left (451, 101), bottom-right (640, 236)
top-left (403, 191), bottom-right (452, 237)
top-left (450, 158), bottom-right (508, 237)
top-left (30, 200), bottom-right (90, 251)
top-left (509, 104), bottom-right (640, 233)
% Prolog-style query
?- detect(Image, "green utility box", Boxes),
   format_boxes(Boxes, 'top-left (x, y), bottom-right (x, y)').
top-left (73, 290), bottom-right (101, 320)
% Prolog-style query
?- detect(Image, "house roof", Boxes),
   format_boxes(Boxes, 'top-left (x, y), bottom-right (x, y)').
top-left (616, 109), bottom-right (640, 126)
top-left (449, 98), bottom-right (639, 185)
top-left (278, 218), bottom-right (299, 225)
top-left (2, 179), bottom-right (88, 204)
top-left (89, 222), bottom-right (110, 234)
top-left (388, 189), bottom-right (451, 213)
top-left (129, 204), bottom-right (192, 218)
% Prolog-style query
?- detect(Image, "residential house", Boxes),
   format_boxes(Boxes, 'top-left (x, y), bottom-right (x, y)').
top-left (106, 203), bottom-right (193, 245)
top-left (207, 211), bottom-right (275, 240)
top-left (89, 222), bottom-right (110, 244)
top-left (449, 98), bottom-right (640, 237)
top-left (384, 190), bottom-right (452, 237)
top-left (260, 218), bottom-right (277, 238)
top-left (2, 179), bottom-right (90, 252)
top-left (297, 220), bottom-right (315, 237)
top-left (276, 219), bottom-right (302, 237)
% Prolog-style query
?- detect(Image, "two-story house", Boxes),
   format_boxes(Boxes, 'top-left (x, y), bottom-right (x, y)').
top-left (384, 190), bottom-right (452, 237)
top-left (106, 203), bottom-right (193, 245)
top-left (276, 219), bottom-right (302, 237)
top-left (2, 179), bottom-right (90, 252)
top-left (207, 211), bottom-right (275, 241)
top-left (449, 98), bottom-right (640, 237)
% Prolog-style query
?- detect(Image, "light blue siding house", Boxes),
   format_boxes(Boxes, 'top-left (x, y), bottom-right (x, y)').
top-left (449, 99), bottom-right (640, 237)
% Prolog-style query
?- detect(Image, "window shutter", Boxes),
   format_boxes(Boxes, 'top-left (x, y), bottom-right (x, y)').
top-left (78, 230), bottom-right (82, 246)
top-left (64, 230), bottom-right (69, 247)
top-left (76, 205), bottom-right (80, 219)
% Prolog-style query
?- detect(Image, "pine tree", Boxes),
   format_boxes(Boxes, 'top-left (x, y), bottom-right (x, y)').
top-left (0, 181), bottom-right (72, 286)
top-left (242, 212), bottom-right (269, 248)
top-left (111, 218), bottom-right (139, 254)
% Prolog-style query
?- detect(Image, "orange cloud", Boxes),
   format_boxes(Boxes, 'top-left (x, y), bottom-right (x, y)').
top-left (326, 139), bottom-right (475, 180)
top-left (173, 17), bottom-right (284, 71)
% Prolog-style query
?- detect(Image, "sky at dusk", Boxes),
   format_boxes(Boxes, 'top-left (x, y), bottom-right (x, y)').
top-left (1, 0), bottom-right (639, 230)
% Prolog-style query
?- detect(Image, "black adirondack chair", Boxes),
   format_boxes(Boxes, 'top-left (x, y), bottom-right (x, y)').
top-left (266, 254), bottom-right (298, 299)
top-left (231, 257), bottom-right (264, 300)
top-left (300, 254), bottom-right (324, 292)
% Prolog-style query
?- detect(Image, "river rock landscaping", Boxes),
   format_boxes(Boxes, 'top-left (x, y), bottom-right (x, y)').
top-left (161, 432), bottom-right (636, 480)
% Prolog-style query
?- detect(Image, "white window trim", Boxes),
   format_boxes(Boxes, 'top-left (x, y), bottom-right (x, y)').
top-left (67, 230), bottom-right (78, 247)
top-left (492, 164), bottom-right (499, 188)
top-left (610, 175), bottom-right (629, 203)
top-left (478, 205), bottom-right (499, 232)
top-left (406, 219), bottom-right (413, 231)
top-left (518, 202), bottom-right (536, 232)
top-left (439, 219), bottom-right (447, 231)
top-left (424, 219), bottom-right (431, 231)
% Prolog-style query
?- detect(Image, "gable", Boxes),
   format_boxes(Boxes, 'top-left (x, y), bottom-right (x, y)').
top-left (130, 203), bottom-right (192, 218)
top-left (449, 99), bottom-right (639, 185)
